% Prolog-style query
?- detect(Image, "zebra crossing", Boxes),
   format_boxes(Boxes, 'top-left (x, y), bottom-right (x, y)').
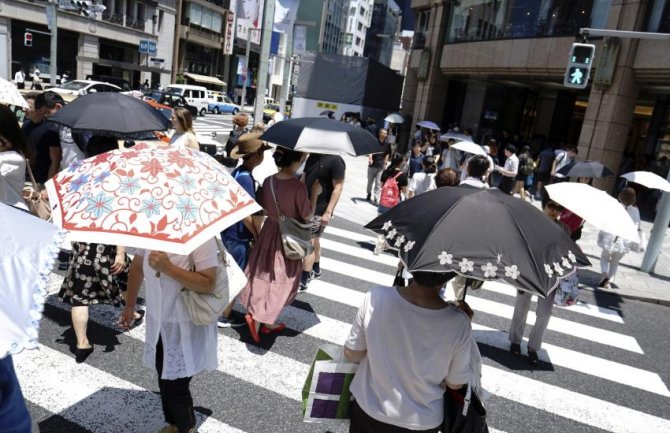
top-left (193, 115), bottom-right (234, 138)
top-left (16, 219), bottom-right (670, 433)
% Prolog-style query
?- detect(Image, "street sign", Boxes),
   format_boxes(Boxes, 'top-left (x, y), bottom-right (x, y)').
top-left (223, 11), bottom-right (235, 55)
top-left (139, 40), bottom-right (149, 53)
top-left (148, 40), bottom-right (157, 56)
top-left (564, 43), bottom-right (596, 89)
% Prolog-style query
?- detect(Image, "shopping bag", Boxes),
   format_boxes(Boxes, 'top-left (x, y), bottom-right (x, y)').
top-left (554, 273), bottom-right (579, 307)
top-left (302, 344), bottom-right (358, 423)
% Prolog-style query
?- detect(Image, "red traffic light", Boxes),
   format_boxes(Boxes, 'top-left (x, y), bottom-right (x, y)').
top-left (24, 32), bottom-right (32, 47)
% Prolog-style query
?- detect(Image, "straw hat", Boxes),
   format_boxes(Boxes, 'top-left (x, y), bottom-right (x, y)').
top-left (230, 131), bottom-right (271, 159)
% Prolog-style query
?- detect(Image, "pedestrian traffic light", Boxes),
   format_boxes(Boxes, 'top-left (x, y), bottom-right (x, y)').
top-left (564, 43), bottom-right (596, 89)
top-left (24, 32), bottom-right (32, 47)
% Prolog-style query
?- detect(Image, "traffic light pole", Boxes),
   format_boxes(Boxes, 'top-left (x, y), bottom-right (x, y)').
top-left (579, 27), bottom-right (670, 273)
top-left (253, 0), bottom-right (276, 125)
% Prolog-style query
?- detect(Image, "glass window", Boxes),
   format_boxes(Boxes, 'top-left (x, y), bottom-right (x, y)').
top-left (445, 0), bottom-right (611, 43)
top-left (189, 3), bottom-right (202, 26)
top-left (201, 8), bottom-right (213, 30)
top-left (647, 0), bottom-right (670, 32)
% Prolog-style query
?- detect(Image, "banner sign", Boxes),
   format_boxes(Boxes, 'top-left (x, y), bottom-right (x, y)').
top-left (223, 11), bottom-right (235, 55)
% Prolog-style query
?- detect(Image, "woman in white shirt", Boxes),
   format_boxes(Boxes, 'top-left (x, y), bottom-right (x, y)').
top-left (597, 187), bottom-right (642, 288)
top-left (0, 105), bottom-right (28, 211)
top-left (408, 156), bottom-right (437, 198)
top-left (169, 107), bottom-right (200, 150)
top-left (119, 239), bottom-right (218, 433)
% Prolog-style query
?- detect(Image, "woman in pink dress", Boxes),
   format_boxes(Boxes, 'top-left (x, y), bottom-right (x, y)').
top-left (239, 147), bottom-right (312, 343)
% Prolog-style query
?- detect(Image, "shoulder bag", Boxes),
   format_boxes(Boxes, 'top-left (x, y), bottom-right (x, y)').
top-left (443, 382), bottom-right (489, 433)
top-left (270, 176), bottom-right (313, 261)
top-left (181, 238), bottom-right (248, 326)
top-left (22, 160), bottom-right (51, 221)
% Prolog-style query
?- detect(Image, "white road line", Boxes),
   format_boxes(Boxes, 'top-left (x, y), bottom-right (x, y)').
top-left (40, 285), bottom-right (669, 433)
top-left (316, 262), bottom-right (643, 353)
top-left (466, 296), bottom-right (643, 353)
top-left (481, 281), bottom-right (625, 323)
top-left (484, 364), bottom-right (670, 433)
top-left (44, 295), bottom-right (308, 402)
top-left (323, 225), bottom-right (377, 243)
top-left (319, 256), bottom-right (394, 287)
top-left (14, 345), bottom-right (246, 433)
top-left (319, 237), bottom-right (399, 267)
top-left (306, 280), bottom-right (669, 397)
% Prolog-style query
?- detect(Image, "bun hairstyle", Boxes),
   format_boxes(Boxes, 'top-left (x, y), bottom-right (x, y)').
top-left (390, 152), bottom-right (405, 168)
top-left (273, 147), bottom-right (303, 167)
top-left (422, 155), bottom-right (437, 173)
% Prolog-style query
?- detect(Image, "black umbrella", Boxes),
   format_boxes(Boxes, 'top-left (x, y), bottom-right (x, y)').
top-left (260, 117), bottom-right (380, 156)
top-left (47, 92), bottom-right (171, 138)
top-left (557, 160), bottom-right (613, 178)
top-left (319, 110), bottom-right (335, 117)
top-left (365, 186), bottom-right (590, 297)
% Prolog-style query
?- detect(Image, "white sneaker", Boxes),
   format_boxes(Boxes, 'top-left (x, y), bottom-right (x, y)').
top-left (373, 235), bottom-right (384, 255)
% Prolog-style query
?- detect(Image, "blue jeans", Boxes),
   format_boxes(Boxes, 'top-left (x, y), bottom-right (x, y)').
top-left (221, 236), bottom-right (251, 270)
top-left (0, 356), bottom-right (31, 433)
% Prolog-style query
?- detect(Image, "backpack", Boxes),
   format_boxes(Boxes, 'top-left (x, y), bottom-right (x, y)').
top-left (221, 128), bottom-right (247, 167)
top-left (379, 171), bottom-right (403, 209)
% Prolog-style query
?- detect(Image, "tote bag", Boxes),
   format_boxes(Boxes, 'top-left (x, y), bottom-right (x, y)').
top-left (181, 238), bottom-right (247, 325)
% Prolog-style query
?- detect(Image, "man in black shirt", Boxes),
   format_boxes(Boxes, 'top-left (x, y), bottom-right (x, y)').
top-left (366, 128), bottom-right (390, 203)
top-left (301, 154), bottom-right (346, 290)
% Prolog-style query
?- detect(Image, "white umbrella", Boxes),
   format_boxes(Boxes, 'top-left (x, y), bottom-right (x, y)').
top-left (417, 120), bottom-right (440, 130)
top-left (438, 132), bottom-right (470, 142)
top-left (451, 141), bottom-right (485, 156)
top-left (384, 113), bottom-right (405, 124)
top-left (621, 171), bottom-right (670, 192)
top-left (0, 76), bottom-right (29, 109)
top-left (545, 183), bottom-right (639, 242)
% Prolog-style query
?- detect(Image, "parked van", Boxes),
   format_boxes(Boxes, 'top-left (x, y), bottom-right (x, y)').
top-left (166, 84), bottom-right (209, 116)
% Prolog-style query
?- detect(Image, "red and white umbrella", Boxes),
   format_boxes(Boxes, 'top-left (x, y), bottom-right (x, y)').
top-left (46, 142), bottom-right (261, 255)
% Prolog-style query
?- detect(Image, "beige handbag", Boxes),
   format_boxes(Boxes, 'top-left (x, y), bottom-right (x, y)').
top-left (269, 176), bottom-right (314, 261)
top-left (181, 238), bottom-right (248, 326)
top-left (22, 160), bottom-right (51, 221)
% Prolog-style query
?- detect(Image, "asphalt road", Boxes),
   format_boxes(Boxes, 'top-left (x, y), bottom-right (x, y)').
top-left (15, 215), bottom-right (670, 433)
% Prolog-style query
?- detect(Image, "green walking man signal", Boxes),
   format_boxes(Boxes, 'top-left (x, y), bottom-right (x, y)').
top-left (564, 43), bottom-right (596, 89)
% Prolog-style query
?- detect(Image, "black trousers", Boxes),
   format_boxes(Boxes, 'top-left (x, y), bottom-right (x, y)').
top-left (155, 336), bottom-right (195, 433)
top-left (349, 400), bottom-right (440, 433)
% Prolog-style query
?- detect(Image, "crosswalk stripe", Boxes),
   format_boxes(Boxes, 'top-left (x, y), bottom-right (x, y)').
top-left (38, 291), bottom-right (669, 433)
top-left (323, 225), bottom-right (377, 243)
top-left (484, 364), bottom-right (670, 433)
top-left (319, 256), bottom-right (643, 353)
top-left (321, 226), bottom-right (626, 324)
top-left (319, 237), bottom-right (399, 267)
top-left (466, 296), bottom-right (643, 353)
top-left (481, 281), bottom-right (625, 323)
top-left (320, 256), bottom-right (394, 287)
top-left (43, 294), bottom-right (309, 402)
top-left (306, 280), bottom-right (670, 397)
top-left (14, 345), bottom-right (247, 433)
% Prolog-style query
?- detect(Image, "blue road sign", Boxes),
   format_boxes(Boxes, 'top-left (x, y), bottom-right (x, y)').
top-left (148, 40), bottom-right (157, 56)
top-left (139, 40), bottom-right (149, 54)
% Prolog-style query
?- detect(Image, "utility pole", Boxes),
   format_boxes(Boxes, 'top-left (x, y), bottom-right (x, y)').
top-left (279, 25), bottom-right (293, 116)
top-left (253, 0), bottom-right (276, 124)
top-left (240, 30), bottom-right (254, 113)
top-left (47, 0), bottom-right (58, 86)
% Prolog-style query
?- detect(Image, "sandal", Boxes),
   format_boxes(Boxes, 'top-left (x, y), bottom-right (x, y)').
top-left (260, 323), bottom-right (286, 335)
top-left (245, 313), bottom-right (261, 344)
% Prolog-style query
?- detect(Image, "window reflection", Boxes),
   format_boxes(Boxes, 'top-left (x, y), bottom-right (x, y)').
top-left (445, 0), bottom-right (611, 43)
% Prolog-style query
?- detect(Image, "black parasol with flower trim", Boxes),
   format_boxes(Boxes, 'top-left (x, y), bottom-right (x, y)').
top-left (365, 186), bottom-right (590, 297)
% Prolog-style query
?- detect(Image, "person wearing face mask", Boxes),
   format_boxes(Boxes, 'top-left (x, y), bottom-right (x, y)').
top-left (237, 147), bottom-right (313, 344)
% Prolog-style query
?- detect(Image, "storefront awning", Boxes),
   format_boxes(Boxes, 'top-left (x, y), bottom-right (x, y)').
top-left (184, 72), bottom-right (226, 86)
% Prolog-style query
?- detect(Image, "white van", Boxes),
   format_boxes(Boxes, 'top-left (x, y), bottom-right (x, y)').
top-left (166, 84), bottom-right (209, 116)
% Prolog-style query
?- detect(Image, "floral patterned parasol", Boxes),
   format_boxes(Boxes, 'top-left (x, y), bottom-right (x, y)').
top-left (45, 142), bottom-right (262, 255)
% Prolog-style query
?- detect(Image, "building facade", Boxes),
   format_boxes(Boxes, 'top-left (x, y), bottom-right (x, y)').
top-left (1, 0), bottom-right (176, 88)
top-left (402, 0), bottom-right (670, 215)
top-left (364, 0), bottom-right (401, 67)
top-left (343, 0), bottom-right (373, 57)
top-left (295, 0), bottom-right (348, 54)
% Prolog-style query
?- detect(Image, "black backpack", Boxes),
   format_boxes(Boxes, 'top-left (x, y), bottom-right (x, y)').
top-left (221, 128), bottom-right (246, 167)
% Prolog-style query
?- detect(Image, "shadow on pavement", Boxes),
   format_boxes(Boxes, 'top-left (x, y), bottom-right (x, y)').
top-left (477, 335), bottom-right (556, 372)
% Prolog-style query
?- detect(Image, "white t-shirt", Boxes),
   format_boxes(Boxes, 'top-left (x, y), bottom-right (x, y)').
top-left (136, 238), bottom-right (219, 379)
top-left (0, 151), bottom-right (28, 210)
top-left (503, 153), bottom-right (519, 177)
top-left (14, 71), bottom-right (25, 84)
top-left (59, 127), bottom-right (85, 170)
top-left (169, 131), bottom-right (199, 150)
top-left (409, 172), bottom-right (436, 196)
top-left (553, 151), bottom-right (573, 178)
top-left (345, 286), bottom-right (472, 430)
